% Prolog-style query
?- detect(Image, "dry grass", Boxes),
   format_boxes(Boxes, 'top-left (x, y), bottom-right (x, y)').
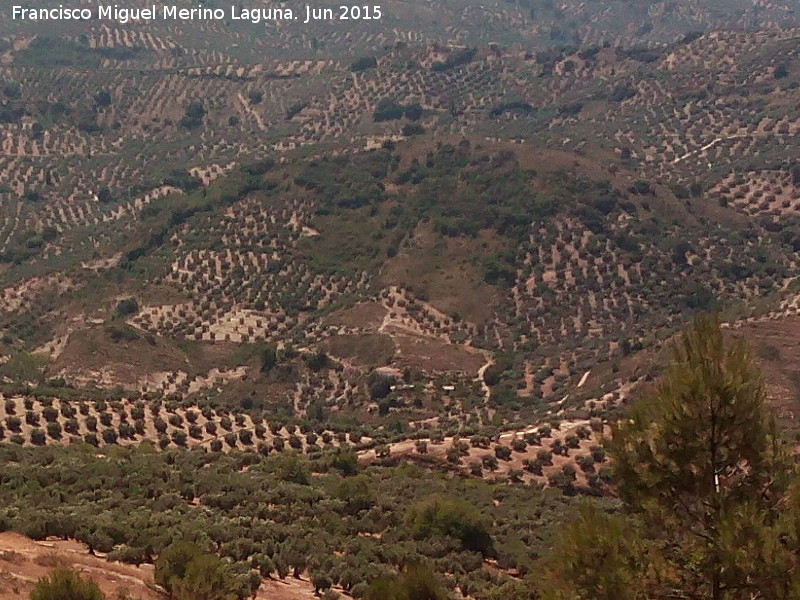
top-left (321, 333), bottom-right (396, 367)
top-left (381, 223), bottom-right (498, 324)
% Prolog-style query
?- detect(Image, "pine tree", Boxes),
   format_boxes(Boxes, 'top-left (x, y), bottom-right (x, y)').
top-left (540, 504), bottom-right (656, 600)
top-left (543, 315), bottom-right (800, 599)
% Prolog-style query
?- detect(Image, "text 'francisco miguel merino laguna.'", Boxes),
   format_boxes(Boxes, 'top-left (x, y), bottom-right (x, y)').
top-left (11, 5), bottom-right (384, 24)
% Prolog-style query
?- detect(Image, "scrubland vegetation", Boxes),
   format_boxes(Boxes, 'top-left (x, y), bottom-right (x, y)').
top-left (2, 2), bottom-right (800, 598)
top-left (10, 316), bottom-right (800, 600)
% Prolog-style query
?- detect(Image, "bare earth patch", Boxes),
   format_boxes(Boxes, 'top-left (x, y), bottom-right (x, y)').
top-left (321, 333), bottom-right (396, 367)
top-left (394, 334), bottom-right (486, 373)
top-left (324, 302), bottom-right (388, 330)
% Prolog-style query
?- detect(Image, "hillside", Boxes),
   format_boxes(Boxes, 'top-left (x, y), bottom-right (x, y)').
top-left (0, 530), bottom-right (346, 600)
top-left (2, 3), bottom-right (800, 599)
top-left (3, 0), bottom-right (798, 59)
top-left (1, 130), bottom-right (799, 443)
top-left (0, 23), bottom-right (797, 266)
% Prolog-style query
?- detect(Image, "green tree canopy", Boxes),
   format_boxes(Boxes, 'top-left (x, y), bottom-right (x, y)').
top-left (407, 496), bottom-right (493, 555)
top-left (155, 541), bottom-right (203, 593)
top-left (156, 541), bottom-right (242, 600)
top-left (171, 554), bottom-right (239, 600)
top-left (260, 344), bottom-right (278, 372)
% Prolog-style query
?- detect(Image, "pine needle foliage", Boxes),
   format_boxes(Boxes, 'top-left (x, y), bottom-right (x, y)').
top-left (543, 315), bottom-right (800, 600)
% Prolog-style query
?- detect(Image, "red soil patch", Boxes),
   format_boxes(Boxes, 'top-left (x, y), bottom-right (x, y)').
top-left (324, 302), bottom-right (388, 330)
top-left (393, 334), bottom-right (486, 373)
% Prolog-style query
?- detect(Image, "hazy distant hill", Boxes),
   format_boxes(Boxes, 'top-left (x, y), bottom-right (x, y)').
top-left (1, 0), bottom-right (798, 60)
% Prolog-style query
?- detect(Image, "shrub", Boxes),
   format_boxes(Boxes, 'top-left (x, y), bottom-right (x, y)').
top-left (482, 455), bottom-right (499, 471)
top-left (431, 47), bottom-right (477, 71)
top-left (404, 103), bottom-right (423, 121)
top-left (364, 564), bottom-right (447, 600)
top-left (523, 459), bottom-right (543, 475)
top-left (154, 417), bottom-right (167, 434)
top-left (402, 123), bottom-right (425, 136)
top-left (46, 422), bottom-right (62, 439)
top-left (6, 416), bottom-right (21, 432)
top-left (179, 101), bottom-right (205, 129)
top-left (108, 545), bottom-right (147, 566)
top-left (94, 90), bottom-right (112, 107)
top-left (312, 573), bottom-right (333, 594)
top-left (590, 445), bottom-right (605, 462)
top-left (42, 406), bottom-right (58, 423)
top-left (374, 99), bottom-right (404, 122)
top-left (31, 567), bottom-right (105, 600)
top-left (154, 542), bottom-right (236, 600)
top-left (101, 428), bottom-right (117, 444)
top-left (171, 554), bottom-right (239, 600)
top-left (408, 496), bottom-right (493, 554)
top-left (577, 455), bottom-right (595, 473)
top-left (30, 428), bottom-right (46, 445)
top-left (610, 84), bottom-right (636, 102)
top-left (116, 297), bottom-right (139, 317)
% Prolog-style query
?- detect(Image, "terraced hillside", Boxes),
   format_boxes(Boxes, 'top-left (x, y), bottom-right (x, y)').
top-left (0, 0), bottom-right (797, 494)
top-left (2, 5), bottom-right (800, 600)
top-left (0, 24), bottom-right (796, 266)
top-left (0, 132), bottom-right (796, 469)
